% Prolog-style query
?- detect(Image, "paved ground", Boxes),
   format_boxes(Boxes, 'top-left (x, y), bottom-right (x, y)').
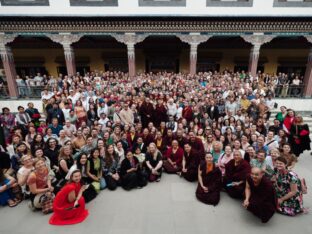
top-left (0, 151), bottom-right (311, 234)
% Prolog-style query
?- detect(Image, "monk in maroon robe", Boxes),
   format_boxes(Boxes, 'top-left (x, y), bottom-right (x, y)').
top-left (163, 129), bottom-right (174, 148)
top-left (188, 131), bottom-right (205, 160)
top-left (174, 129), bottom-right (188, 148)
top-left (163, 140), bottom-right (184, 174)
top-left (140, 128), bottom-right (154, 146)
top-left (224, 151), bottom-right (251, 199)
top-left (196, 152), bottom-right (222, 206)
top-left (182, 143), bottom-right (200, 182)
top-left (139, 98), bottom-right (154, 128)
top-left (154, 100), bottom-right (168, 127)
top-left (182, 102), bottom-right (193, 122)
top-left (243, 167), bottom-right (276, 223)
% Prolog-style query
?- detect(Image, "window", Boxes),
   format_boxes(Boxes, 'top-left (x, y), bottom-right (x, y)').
top-left (69, 0), bottom-right (118, 6)
top-left (206, 0), bottom-right (253, 7)
top-left (139, 0), bottom-right (186, 7)
top-left (0, 0), bottom-right (49, 5)
top-left (273, 0), bottom-right (312, 7)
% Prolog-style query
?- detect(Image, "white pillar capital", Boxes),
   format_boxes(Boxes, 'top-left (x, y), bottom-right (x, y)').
top-left (177, 33), bottom-right (211, 46)
top-left (304, 35), bottom-right (312, 45)
top-left (112, 33), bottom-right (148, 45)
top-left (47, 33), bottom-right (82, 47)
top-left (0, 33), bottom-right (17, 60)
top-left (241, 33), bottom-right (276, 52)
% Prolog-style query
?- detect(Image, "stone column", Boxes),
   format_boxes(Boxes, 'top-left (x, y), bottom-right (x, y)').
top-left (48, 33), bottom-right (82, 76)
top-left (112, 33), bottom-right (147, 77)
top-left (303, 36), bottom-right (312, 97)
top-left (127, 42), bottom-right (136, 78)
top-left (241, 33), bottom-right (276, 78)
top-left (177, 33), bottom-right (211, 75)
top-left (0, 33), bottom-right (18, 98)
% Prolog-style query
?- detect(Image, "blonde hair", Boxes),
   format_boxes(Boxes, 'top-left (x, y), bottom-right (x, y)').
top-left (212, 141), bottom-right (223, 151)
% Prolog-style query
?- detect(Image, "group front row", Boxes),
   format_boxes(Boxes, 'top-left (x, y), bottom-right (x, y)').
top-left (0, 141), bottom-right (306, 225)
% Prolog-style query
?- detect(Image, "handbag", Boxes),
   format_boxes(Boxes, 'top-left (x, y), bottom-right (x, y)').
top-left (274, 102), bottom-right (278, 108)
top-left (41, 193), bottom-right (54, 214)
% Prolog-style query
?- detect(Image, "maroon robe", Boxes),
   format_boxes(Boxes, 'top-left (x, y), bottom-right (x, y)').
top-left (154, 104), bottom-right (167, 127)
top-left (127, 133), bottom-right (138, 150)
top-left (140, 133), bottom-right (154, 146)
top-left (175, 135), bottom-right (189, 148)
top-left (182, 149), bottom-right (200, 182)
top-left (182, 106), bottom-right (193, 122)
top-left (189, 137), bottom-right (205, 160)
top-left (246, 176), bottom-right (276, 223)
top-left (163, 135), bottom-right (174, 148)
top-left (139, 101), bottom-right (154, 128)
top-left (163, 147), bottom-right (184, 174)
top-left (154, 138), bottom-right (167, 155)
top-left (224, 159), bottom-right (251, 199)
top-left (196, 162), bottom-right (222, 206)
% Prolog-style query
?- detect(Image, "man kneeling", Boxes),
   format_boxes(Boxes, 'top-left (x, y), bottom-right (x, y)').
top-left (243, 167), bottom-right (276, 223)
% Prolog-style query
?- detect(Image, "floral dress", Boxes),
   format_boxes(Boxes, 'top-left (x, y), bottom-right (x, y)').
top-left (274, 171), bottom-right (303, 216)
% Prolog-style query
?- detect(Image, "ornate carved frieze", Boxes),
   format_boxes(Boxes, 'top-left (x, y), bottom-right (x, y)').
top-left (0, 18), bottom-right (311, 33)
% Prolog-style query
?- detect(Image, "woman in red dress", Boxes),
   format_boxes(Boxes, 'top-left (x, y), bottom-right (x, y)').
top-left (49, 170), bottom-right (89, 225)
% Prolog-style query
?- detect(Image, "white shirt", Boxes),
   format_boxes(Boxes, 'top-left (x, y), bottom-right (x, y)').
top-left (167, 103), bottom-right (177, 117)
top-left (41, 92), bottom-right (54, 100)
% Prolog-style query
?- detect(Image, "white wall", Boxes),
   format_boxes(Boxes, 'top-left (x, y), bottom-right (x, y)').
top-left (0, 0), bottom-right (311, 17)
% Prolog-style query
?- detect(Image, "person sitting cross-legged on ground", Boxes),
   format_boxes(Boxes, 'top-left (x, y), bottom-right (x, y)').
top-left (181, 143), bottom-right (200, 182)
top-left (0, 169), bottom-right (20, 207)
top-left (196, 152), bottom-right (222, 206)
top-left (223, 150), bottom-right (251, 199)
top-left (163, 140), bottom-right (184, 174)
top-left (243, 167), bottom-right (276, 223)
top-left (145, 143), bottom-right (163, 182)
top-left (119, 151), bottom-right (147, 190)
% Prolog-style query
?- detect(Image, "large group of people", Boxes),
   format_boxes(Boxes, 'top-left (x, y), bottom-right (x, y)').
top-left (0, 70), bottom-right (310, 225)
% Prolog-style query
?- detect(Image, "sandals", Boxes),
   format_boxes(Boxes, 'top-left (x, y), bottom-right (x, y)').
top-left (7, 199), bottom-right (17, 208)
top-left (13, 198), bottom-right (22, 204)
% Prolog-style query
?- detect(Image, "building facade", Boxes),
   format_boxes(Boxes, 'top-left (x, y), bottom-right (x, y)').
top-left (0, 0), bottom-right (312, 97)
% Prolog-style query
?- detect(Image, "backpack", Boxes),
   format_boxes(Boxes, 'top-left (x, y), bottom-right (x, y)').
top-left (289, 171), bottom-right (308, 195)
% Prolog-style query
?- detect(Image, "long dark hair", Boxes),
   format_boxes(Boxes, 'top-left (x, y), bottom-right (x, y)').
top-left (0, 169), bottom-right (5, 184)
top-left (76, 153), bottom-right (88, 170)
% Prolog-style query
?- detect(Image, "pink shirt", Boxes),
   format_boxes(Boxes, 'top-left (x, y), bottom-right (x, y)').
top-left (217, 153), bottom-right (233, 176)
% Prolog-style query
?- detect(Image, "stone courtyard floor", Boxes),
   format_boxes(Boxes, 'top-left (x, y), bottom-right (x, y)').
top-left (0, 151), bottom-right (311, 234)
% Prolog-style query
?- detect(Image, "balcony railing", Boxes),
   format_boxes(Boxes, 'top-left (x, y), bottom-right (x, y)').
top-left (274, 84), bottom-right (305, 98)
top-left (0, 85), bottom-right (9, 98)
top-left (18, 85), bottom-right (46, 98)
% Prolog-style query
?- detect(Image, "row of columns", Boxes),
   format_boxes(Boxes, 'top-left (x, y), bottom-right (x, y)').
top-left (1, 32), bottom-right (312, 97)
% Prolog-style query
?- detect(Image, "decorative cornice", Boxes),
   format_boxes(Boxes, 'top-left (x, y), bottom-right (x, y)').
top-left (0, 18), bottom-right (311, 33)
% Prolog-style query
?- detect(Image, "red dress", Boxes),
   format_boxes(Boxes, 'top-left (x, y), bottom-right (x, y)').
top-left (49, 182), bottom-right (89, 225)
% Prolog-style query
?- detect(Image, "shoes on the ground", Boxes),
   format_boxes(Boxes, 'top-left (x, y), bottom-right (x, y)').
top-left (156, 178), bottom-right (161, 182)
top-left (28, 201), bottom-right (36, 211)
